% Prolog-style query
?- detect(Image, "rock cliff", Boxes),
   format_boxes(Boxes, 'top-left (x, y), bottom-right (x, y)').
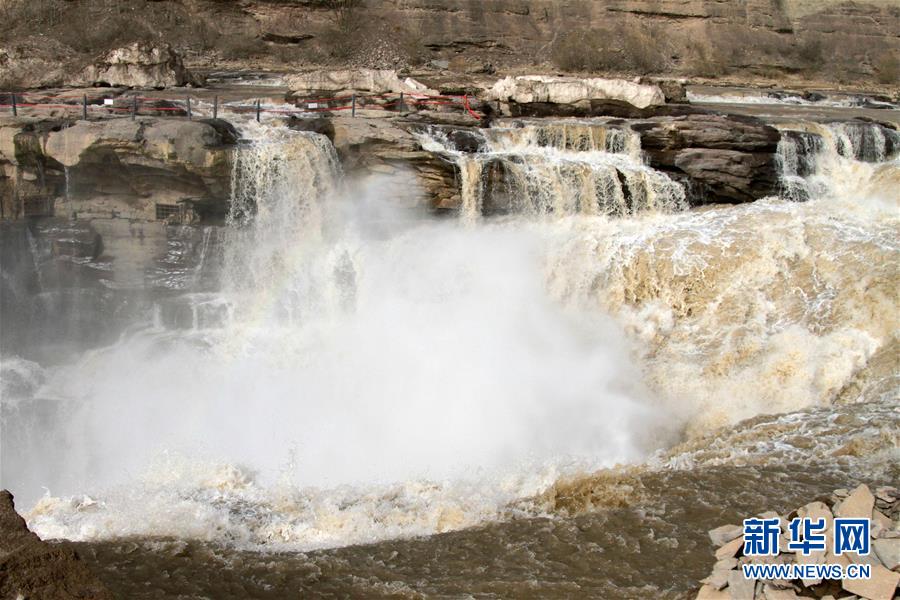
top-left (0, 490), bottom-right (113, 600)
top-left (2, 0), bottom-right (898, 89)
top-left (0, 117), bottom-right (236, 221)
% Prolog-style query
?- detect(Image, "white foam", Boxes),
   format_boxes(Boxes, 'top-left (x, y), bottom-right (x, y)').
top-left (7, 122), bottom-right (898, 552)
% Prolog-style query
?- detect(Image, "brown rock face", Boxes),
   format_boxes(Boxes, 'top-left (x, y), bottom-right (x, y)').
top-left (0, 117), bottom-right (237, 222)
top-left (0, 490), bottom-right (113, 600)
top-left (239, 0), bottom-right (899, 79)
top-left (632, 114), bottom-right (781, 204)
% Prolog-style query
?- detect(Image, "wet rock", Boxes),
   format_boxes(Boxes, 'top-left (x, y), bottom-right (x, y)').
top-left (447, 129), bottom-right (485, 153)
top-left (841, 564), bottom-right (900, 600)
top-left (503, 99), bottom-right (705, 119)
top-left (0, 117), bottom-right (235, 221)
top-left (72, 43), bottom-right (199, 89)
top-left (0, 490), bottom-right (113, 599)
top-left (647, 78), bottom-right (688, 103)
top-left (328, 117), bottom-right (458, 210)
top-left (632, 114), bottom-right (780, 204)
top-left (709, 524), bottom-right (744, 547)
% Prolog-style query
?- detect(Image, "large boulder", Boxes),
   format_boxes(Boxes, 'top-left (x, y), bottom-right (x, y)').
top-left (0, 490), bottom-right (113, 600)
top-left (72, 43), bottom-right (198, 89)
top-left (632, 114), bottom-right (781, 204)
top-left (485, 75), bottom-right (666, 110)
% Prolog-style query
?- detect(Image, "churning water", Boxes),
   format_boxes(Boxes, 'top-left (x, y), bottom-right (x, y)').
top-left (0, 117), bottom-right (897, 595)
top-left (420, 121), bottom-right (687, 221)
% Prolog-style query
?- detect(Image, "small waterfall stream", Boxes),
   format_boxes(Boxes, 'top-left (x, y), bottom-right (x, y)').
top-left (776, 121), bottom-right (900, 201)
top-left (422, 121), bottom-right (687, 220)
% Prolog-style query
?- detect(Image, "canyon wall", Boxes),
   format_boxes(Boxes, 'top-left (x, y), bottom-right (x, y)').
top-left (4, 0), bottom-right (896, 88)
top-left (243, 0), bottom-right (900, 79)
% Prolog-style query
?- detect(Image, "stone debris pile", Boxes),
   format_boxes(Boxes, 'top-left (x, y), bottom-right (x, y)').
top-left (697, 485), bottom-right (900, 600)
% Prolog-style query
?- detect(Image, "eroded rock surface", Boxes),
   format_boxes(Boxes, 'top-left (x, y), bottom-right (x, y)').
top-left (72, 43), bottom-right (199, 89)
top-left (633, 114), bottom-right (781, 203)
top-left (485, 75), bottom-right (666, 110)
top-left (0, 490), bottom-right (113, 600)
top-left (0, 117), bottom-right (236, 221)
top-left (286, 69), bottom-right (435, 95)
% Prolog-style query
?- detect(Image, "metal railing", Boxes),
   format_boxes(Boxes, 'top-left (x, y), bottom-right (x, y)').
top-left (0, 90), bottom-right (482, 121)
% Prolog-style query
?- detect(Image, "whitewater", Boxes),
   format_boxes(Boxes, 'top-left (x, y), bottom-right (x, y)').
top-left (1, 116), bottom-right (897, 557)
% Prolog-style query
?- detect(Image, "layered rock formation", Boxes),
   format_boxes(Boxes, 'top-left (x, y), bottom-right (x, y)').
top-left (0, 117), bottom-right (236, 221)
top-left (72, 43), bottom-right (200, 89)
top-left (0, 490), bottom-right (113, 600)
top-left (239, 0), bottom-right (900, 80)
top-left (285, 69), bottom-right (436, 96)
top-left (1, 41), bottom-right (199, 90)
top-left (305, 115), bottom-right (461, 210)
top-left (632, 114), bottom-right (781, 204)
top-left (3, 0), bottom-right (898, 91)
top-left (485, 76), bottom-right (666, 110)
top-left (0, 106), bottom-right (793, 221)
top-left (698, 485), bottom-right (900, 600)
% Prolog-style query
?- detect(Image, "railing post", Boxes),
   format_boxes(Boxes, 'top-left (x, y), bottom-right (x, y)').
top-left (11, 94), bottom-right (16, 117)
top-left (256, 99), bottom-right (261, 122)
top-left (351, 94), bottom-right (356, 117)
top-left (187, 96), bottom-right (192, 121)
top-left (399, 92), bottom-right (404, 112)
top-left (213, 95), bottom-right (218, 120)
top-left (82, 94), bottom-right (88, 120)
top-left (131, 96), bottom-right (137, 120)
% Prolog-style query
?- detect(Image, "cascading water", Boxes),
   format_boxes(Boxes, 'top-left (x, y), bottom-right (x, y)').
top-left (5, 124), bottom-right (675, 550)
top-left (1, 112), bottom-right (897, 582)
top-left (422, 121), bottom-right (687, 220)
top-left (776, 121), bottom-right (900, 201)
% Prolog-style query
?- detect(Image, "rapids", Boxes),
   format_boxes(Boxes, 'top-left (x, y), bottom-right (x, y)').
top-left (0, 117), bottom-right (897, 583)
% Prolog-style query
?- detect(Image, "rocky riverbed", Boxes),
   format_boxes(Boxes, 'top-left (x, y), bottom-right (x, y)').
top-left (699, 485), bottom-right (900, 600)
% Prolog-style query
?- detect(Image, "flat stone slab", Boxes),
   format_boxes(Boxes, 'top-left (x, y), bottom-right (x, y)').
top-left (842, 563), bottom-right (900, 600)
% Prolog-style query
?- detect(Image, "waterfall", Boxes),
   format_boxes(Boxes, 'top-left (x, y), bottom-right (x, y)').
top-left (425, 122), bottom-right (686, 220)
top-left (225, 128), bottom-right (342, 299)
top-left (458, 157), bottom-right (484, 224)
top-left (6, 115), bottom-right (897, 559)
top-left (776, 121), bottom-right (900, 202)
